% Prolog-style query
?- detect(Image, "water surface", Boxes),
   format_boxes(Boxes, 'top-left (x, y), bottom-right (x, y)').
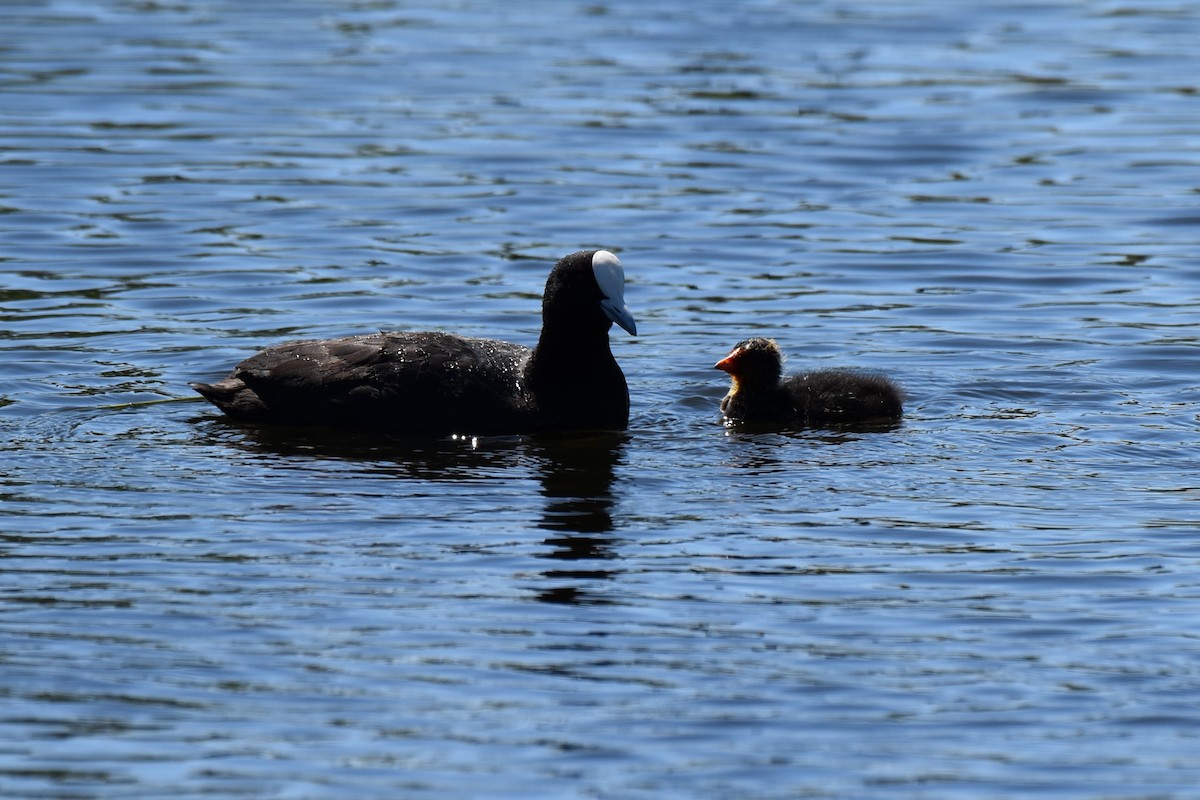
top-left (3, 1), bottom-right (1200, 797)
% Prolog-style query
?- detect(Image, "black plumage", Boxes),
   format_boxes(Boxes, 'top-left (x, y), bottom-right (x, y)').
top-left (191, 250), bottom-right (636, 435)
top-left (715, 337), bottom-right (902, 426)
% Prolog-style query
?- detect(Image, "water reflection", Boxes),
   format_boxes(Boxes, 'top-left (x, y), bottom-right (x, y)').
top-left (192, 415), bottom-right (530, 480)
top-left (529, 432), bottom-right (626, 605)
top-left (720, 418), bottom-right (905, 438)
top-left (531, 432), bottom-right (624, 534)
top-left (717, 419), bottom-right (902, 468)
top-left (193, 418), bottom-right (627, 604)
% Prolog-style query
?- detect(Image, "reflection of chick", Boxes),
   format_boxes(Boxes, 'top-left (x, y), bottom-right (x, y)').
top-left (715, 338), bottom-right (903, 426)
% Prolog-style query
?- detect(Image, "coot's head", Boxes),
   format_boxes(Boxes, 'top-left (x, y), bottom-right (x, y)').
top-left (715, 337), bottom-right (784, 387)
top-left (542, 250), bottom-right (637, 337)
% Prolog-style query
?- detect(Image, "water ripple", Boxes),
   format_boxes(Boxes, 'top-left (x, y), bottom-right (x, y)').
top-left (4, 1), bottom-right (1200, 798)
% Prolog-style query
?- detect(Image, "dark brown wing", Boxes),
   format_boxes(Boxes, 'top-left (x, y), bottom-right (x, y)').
top-left (194, 331), bottom-right (533, 433)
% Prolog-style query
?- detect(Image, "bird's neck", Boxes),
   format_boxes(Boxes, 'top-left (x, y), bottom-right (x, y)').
top-left (527, 326), bottom-right (615, 382)
top-left (524, 327), bottom-right (627, 429)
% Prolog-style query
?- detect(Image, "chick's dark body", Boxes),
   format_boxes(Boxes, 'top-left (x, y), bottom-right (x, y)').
top-left (717, 337), bottom-right (902, 427)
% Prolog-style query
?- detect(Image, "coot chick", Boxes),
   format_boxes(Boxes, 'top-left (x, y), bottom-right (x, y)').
top-left (191, 250), bottom-right (637, 435)
top-left (715, 337), bottom-right (902, 426)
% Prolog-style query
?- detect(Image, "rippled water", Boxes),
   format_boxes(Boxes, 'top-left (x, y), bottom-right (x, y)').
top-left (4, 1), bottom-right (1200, 797)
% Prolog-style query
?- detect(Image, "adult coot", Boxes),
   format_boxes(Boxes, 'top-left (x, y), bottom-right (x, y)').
top-left (715, 337), bottom-right (902, 426)
top-left (192, 250), bottom-right (637, 435)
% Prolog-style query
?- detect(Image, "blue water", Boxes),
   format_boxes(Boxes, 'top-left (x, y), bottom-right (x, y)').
top-left (4, 1), bottom-right (1200, 797)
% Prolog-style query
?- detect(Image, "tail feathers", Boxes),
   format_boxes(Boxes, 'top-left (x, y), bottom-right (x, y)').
top-left (190, 378), bottom-right (268, 419)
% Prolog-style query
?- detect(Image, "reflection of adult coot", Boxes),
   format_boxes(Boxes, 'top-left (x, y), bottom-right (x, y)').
top-left (191, 250), bottom-right (637, 435)
top-left (533, 433), bottom-right (626, 606)
top-left (715, 337), bottom-right (903, 427)
top-left (535, 433), bottom-right (624, 536)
